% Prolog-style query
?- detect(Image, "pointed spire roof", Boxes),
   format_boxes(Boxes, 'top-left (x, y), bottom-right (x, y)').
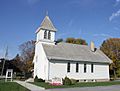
top-left (37, 15), bottom-right (57, 33)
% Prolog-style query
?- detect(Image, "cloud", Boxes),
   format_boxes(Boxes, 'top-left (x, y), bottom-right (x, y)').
top-left (114, 0), bottom-right (120, 6)
top-left (93, 33), bottom-right (112, 38)
top-left (116, 0), bottom-right (120, 3)
top-left (109, 9), bottom-right (120, 21)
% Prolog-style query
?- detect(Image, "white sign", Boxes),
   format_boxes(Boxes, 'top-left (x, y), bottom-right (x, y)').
top-left (5, 69), bottom-right (13, 82)
top-left (51, 77), bottom-right (62, 85)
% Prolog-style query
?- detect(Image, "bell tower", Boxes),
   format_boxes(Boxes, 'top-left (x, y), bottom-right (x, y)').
top-left (36, 15), bottom-right (57, 45)
top-left (33, 15), bottom-right (57, 79)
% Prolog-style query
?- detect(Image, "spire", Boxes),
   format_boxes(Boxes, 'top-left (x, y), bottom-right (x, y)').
top-left (41, 15), bottom-right (56, 31)
top-left (46, 11), bottom-right (48, 16)
top-left (36, 15), bottom-right (57, 33)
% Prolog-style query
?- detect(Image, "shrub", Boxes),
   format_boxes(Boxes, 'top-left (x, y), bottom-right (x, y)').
top-left (63, 76), bottom-right (72, 85)
top-left (34, 76), bottom-right (45, 82)
top-left (25, 72), bottom-right (33, 79)
top-left (34, 76), bottom-right (38, 82)
top-left (71, 79), bottom-right (77, 85)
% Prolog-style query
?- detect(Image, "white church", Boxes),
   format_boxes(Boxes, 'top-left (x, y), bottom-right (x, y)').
top-left (33, 15), bottom-right (112, 82)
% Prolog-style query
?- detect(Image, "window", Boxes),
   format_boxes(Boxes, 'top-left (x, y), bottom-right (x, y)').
top-left (91, 64), bottom-right (94, 73)
top-left (84, 64), bottom-right (86, 73)
top-left (48, 31), bottom-right (51, 40)
top-left (8, 72), bottom-right (11, 77)
top-left (67, 62), bottom-right (70, 72)
top-left (76, 63), bottom-right (79, 72)
top-left (44, 30), bottom-right (47, 39)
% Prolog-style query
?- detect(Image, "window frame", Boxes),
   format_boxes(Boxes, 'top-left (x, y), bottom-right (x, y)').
top-left (84, 64), bottom-right (87, 73)
top-left (67, 62), bottom-right (70, 73)
top-left (48, 31), bottom-right (51, 40)
top-left (44, 30), bottom-right (47, 39)
top-left (91, 64), bottom-right (94, 73)
top-left (76, 63), bottom-right (79, 73)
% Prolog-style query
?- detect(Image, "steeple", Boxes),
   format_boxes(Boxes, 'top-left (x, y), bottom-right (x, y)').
top-left (36, 15), bottom-right (57, 45)
top-left (46, 11), bottom-right (48, 16)
top-left (36, 15), bottom-right (57, 33)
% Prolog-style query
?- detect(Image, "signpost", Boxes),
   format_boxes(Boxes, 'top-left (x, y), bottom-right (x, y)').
top-left (5, 69), bottom-right (13, 82)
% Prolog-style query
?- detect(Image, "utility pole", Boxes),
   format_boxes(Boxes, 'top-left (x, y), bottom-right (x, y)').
top-left (1, 46), bottom-right (8, 76)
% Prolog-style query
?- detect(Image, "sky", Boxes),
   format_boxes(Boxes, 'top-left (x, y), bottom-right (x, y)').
top-left (0, 0), bottom-right (120, 59)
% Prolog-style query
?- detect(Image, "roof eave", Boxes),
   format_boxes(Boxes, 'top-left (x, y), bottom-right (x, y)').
top-left (47, 57), bottom-right (111, 64)
top-left (35, 27), bottom-right (57, 34)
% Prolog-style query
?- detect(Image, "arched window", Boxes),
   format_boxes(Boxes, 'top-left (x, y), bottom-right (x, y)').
top-left (48, 31), bottom-right (51, 40)
top-left (44, 30), bottom-right (47, 39)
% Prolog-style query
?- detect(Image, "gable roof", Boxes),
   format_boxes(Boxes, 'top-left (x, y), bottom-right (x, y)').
top-left (42, 42), bottom-right (112, 64)
top-left (36, 16), bottom-right (57, 33)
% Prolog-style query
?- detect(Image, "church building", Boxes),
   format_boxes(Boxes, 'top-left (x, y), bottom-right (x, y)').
top-left (33, 15), bottom-right (112, 82)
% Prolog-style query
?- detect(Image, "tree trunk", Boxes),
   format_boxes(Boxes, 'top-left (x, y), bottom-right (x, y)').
top-left (113, 68), bottom-right (117, 79)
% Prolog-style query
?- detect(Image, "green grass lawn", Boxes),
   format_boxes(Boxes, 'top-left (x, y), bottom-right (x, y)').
top-left (0, 80), bottom-right (30, 91)
top-left (31, 81), bottom-right (120, 89)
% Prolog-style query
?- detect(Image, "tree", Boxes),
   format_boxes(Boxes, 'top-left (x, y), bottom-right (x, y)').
top-left (66, 38), bottom-right (87, 45)
top-left (19, 40), bottom-right (35, 75)
top-left (100, 38), bottom-right (120, 78)
top-left (12, 54), bottom-right (23, 72)
top-left (55, 38), bottom-right (63, 44)
top-left (0, 58), bottom-right (22, 75)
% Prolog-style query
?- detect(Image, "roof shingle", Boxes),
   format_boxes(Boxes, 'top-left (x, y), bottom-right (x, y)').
top-left (38, 16), bottom-right (57, 32)
top-left (42, 42), bottom-right (112, 63)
